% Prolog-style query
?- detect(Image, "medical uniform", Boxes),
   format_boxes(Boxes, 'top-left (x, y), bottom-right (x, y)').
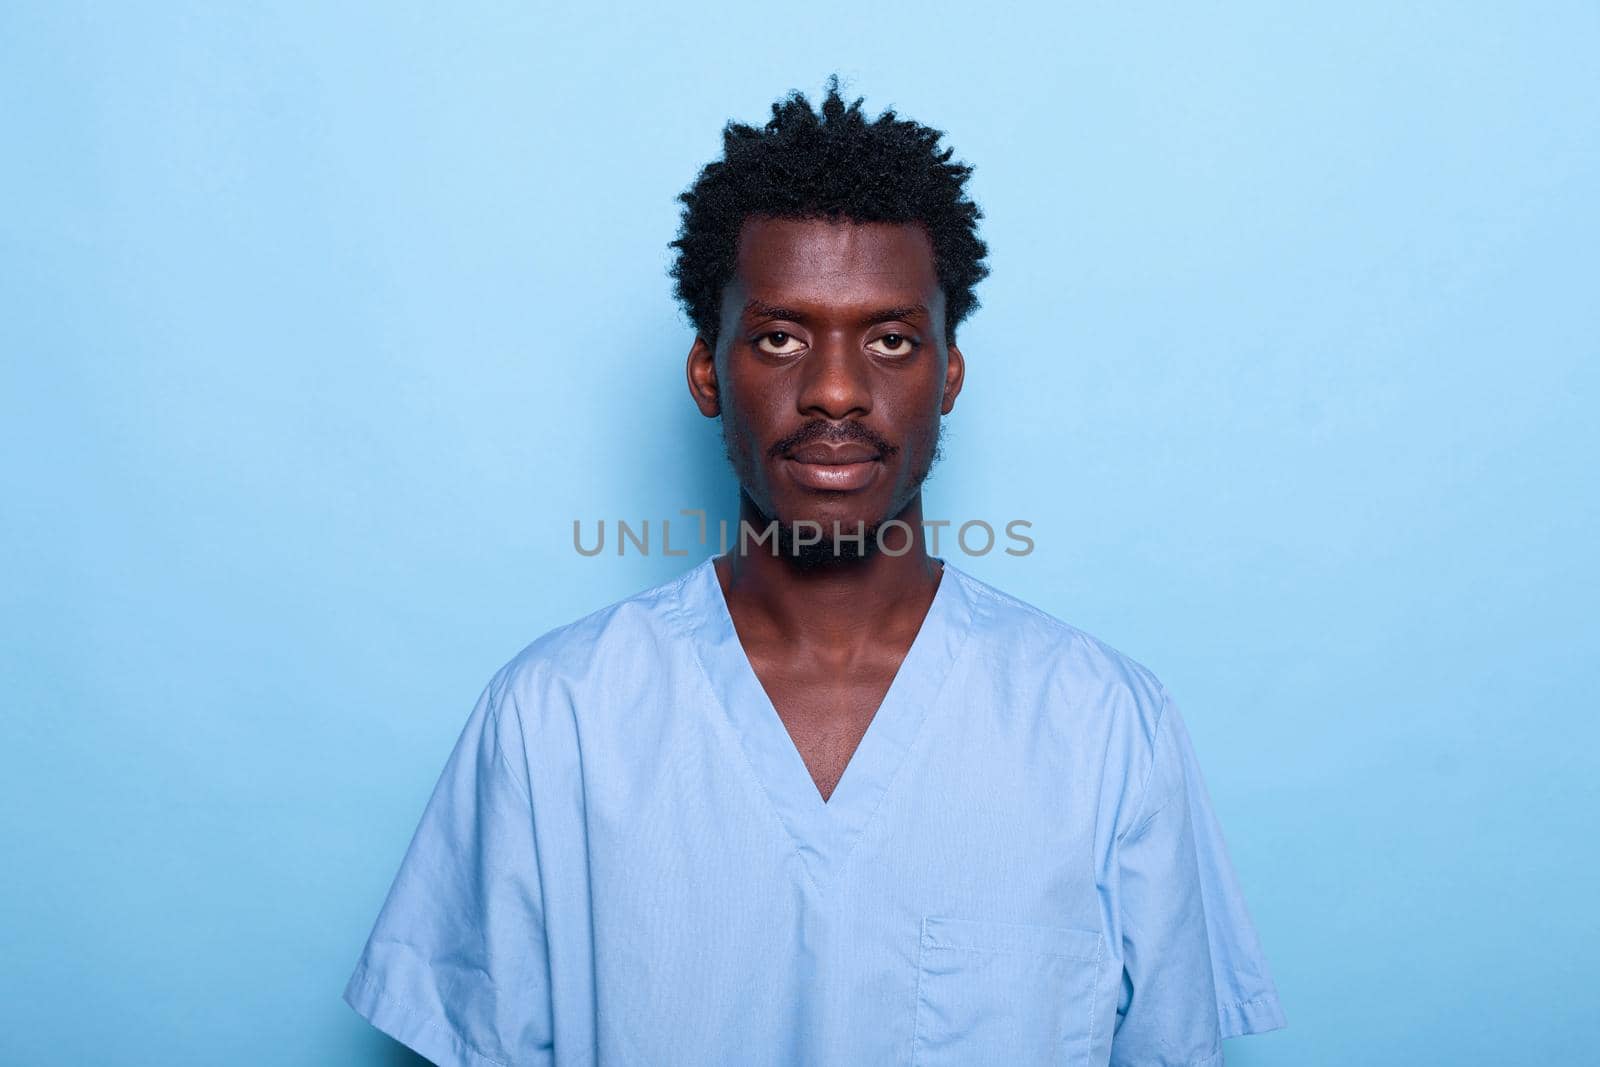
top-left (345, 554), bottom-right (1285, 1066)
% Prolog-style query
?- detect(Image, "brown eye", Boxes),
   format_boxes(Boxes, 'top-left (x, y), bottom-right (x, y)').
top-left (867, 332), bottom-right (921, 358)
top-left (754, 331), bottom-right (805, 356)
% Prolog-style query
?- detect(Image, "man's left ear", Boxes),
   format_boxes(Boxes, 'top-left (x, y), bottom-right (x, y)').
top-left (941, 343), bottom-right (966, 415)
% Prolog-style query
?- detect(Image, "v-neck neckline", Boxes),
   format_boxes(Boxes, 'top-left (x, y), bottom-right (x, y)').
top-left (680, 552), bottom-right (975, 896)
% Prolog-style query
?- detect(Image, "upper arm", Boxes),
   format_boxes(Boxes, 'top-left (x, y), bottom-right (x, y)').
top-left (343, 679), bottom-right (554, 1067)
top-left (1110, 692), bottom-right (1286, 1066)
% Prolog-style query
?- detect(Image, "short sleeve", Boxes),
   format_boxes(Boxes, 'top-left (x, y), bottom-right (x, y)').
top-left (343, 681), bottom-right (553, 1067)
top-left (1110, 692), bottom-right (1286, 1067)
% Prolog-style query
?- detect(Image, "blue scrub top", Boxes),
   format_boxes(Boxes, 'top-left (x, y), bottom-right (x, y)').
top-left (345, 554), bottom-right (1285, 1066)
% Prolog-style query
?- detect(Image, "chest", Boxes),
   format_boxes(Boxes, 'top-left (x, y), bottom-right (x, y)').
top-left (555, 676), bottom-right (1112, 1067)
top-left (753, 658), bottom-right (903, 803)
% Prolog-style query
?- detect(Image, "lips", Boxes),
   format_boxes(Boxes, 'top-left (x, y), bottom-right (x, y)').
top-left (782, 441), bottom-right (884, 492)
top-left (785, 442), bottom-right (882, 464)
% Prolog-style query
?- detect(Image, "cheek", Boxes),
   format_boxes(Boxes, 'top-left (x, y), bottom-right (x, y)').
top-left (886, 383), bottom-right (947, 444)
top-left (719, 396), bottom-right (774, 472)
top-left (721, 408), bottom-right (757, 463)
top-left (902, 360), bottom-right (950, 409)
top-left (723, 375), bottom-right (792, 448)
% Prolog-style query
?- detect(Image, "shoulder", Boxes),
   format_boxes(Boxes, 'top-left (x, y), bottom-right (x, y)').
top-left (945, 564), bottom-right (1172, 744)
top-left (947, 565), bottom-right (1185, 834)
top-left (481, 564), bottom-right (702, 729)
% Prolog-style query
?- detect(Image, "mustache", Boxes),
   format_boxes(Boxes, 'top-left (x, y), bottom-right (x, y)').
top-left (767, 420), bottom-right (900, 460)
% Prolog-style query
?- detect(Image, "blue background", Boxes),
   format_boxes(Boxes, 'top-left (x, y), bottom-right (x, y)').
top-left (3, 3), bottom-right (1596, 1064)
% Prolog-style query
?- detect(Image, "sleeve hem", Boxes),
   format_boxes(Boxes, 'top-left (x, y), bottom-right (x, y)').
top-left (342, 966), bottom-right (513, 1067)
top-left (1110, 1047), bottom-right (1223, 1067)
top-left (1219, 991), bottom-right (1288, 1038)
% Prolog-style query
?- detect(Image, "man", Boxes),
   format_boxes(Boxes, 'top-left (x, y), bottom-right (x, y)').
top-left (345, 78), bottom-right (1286, 1066)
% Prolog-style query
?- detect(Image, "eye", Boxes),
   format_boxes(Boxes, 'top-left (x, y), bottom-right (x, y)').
top-left (754, 331), bottom-right (806, 356)
top-left (867, 332), bottom-right (921, 358)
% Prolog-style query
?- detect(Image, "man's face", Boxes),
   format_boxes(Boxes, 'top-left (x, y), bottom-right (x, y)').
top-left (687, 216), bottom-right (965, 558)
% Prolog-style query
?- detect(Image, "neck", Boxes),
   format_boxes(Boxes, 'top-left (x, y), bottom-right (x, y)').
top-left (714, 493), bottom-right (944, 651)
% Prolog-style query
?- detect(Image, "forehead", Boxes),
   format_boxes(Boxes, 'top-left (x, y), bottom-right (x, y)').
top-left (729, 216), bottom-right (942, 315)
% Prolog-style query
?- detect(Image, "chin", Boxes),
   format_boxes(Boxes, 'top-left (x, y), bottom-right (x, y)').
top-left (773, 496), bottom-right (885, 534)
top-left (786, 537), bottom-right (876, 569)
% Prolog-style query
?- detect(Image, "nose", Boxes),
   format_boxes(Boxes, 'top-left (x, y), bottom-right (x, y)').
top-left (795, 330), bottom-right (873, 420)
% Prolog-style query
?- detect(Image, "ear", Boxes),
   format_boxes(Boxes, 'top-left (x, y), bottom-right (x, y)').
top-left (940, 342), bottom-right (965, 415)
top-left (686, 335), bottom-right (722, 417)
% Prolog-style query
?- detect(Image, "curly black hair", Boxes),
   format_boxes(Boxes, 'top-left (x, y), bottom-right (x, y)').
top-left (669, 75), bottom-right (989, 345)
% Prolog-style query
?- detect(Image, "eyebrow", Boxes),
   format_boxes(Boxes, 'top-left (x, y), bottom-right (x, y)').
top-left (742, 299), bottom-right (930, 326)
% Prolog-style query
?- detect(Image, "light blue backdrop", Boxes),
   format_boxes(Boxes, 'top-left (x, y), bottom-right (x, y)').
top-left (3, 3), bottom-right (1596, 1064)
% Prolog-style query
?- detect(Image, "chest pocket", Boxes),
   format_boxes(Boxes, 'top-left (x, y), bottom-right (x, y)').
top-left (912, 916), bottom-right (1104, 1067)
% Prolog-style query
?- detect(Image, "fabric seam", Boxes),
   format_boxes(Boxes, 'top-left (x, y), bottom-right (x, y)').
top-left (826, 572), bottom-right (982, 888)
top-left (910, 918), bottom-right (929, 1066)
top-left (1085, 931), bottom-right (1104, 1064)
top-left (1116, 687), bottom-right (1174, 845)
top-left (348, 969), bottom-right (511, 1067)
top-left (677, 571), bottom-right (824, 898)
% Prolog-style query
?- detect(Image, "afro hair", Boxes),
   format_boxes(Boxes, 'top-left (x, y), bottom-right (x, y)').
top-left (669, 75), bottom-right (989, 345)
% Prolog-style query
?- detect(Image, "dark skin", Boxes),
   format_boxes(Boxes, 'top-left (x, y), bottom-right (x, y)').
top-left (686, 216), bottom-right (965, 802)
